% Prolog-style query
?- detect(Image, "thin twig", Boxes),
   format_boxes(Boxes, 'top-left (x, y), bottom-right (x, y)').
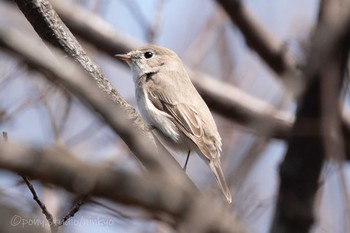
top-left (3, 131), bottom-right (89, 231)
top-left (59, 195), bottom-right (88, 226)
top-left (3, 132), bottom-right (57, 231)
top-left (21, 176), bottom-right (60, 233)
top-left (3, 132), bottom-right (57, 232)
top-left (21, 176), bottom-right (55, 224)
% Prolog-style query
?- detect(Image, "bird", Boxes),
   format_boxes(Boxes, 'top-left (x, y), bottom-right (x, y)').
top-left (116, 45), bottom-right (232, 203)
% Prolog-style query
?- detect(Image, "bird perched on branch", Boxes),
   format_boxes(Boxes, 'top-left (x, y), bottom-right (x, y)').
top-left (116, 45), bottom-right (232, 203)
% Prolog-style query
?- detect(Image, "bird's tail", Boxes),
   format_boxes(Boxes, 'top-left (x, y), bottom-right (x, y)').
top-left (209, 159), bottom-right (232, 204)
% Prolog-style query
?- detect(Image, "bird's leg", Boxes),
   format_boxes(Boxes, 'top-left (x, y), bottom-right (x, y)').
top-left (183, 150), bottom-right (191, 171)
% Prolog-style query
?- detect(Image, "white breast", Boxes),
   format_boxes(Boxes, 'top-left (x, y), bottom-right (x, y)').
top-left (136, 87), bottom-right (181, 144)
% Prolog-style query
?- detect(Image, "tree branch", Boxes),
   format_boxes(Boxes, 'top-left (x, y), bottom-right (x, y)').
top-left (215, 0), bottom-right (297, 77)
top-left (58, 195), bottom-right (88, 226)
top-left (0, 203), bottom-right (47, 233)
top-left (21, 176), bottom-right (58, 232)
top-left (0, 142), bottom-right (249, 233)
top-left (270, 0), bottom-right (350, 231)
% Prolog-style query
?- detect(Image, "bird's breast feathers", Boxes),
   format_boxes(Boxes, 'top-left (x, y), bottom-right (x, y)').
top-left (136, 86), bottom-right (182, 143)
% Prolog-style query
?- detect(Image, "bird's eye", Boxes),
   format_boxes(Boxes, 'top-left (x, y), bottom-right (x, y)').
top-left (144, 51), bottom-right (154, 59)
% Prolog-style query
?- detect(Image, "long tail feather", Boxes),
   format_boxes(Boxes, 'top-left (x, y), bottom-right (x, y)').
top-left (209, 159), bottom-right (232, 204)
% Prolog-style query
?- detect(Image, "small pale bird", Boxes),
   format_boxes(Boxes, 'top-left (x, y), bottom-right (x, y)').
top-left (116, 45), bottom-right (232, 203)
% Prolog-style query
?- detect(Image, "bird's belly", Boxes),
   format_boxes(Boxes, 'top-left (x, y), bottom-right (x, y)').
top-left (137, 89), bottom-right (182, 144)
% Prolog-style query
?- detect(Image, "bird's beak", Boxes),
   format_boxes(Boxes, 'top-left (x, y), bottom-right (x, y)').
top-left (115, 54), bottom-right (131, 62)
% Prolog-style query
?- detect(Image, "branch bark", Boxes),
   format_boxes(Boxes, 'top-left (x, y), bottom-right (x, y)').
top-left (270, 0), bottom-right (350, 231)
top-left (0, 142), bottom-right (249, 233)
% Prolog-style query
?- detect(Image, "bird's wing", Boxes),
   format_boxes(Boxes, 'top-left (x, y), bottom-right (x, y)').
top-left (147, 87), bottom-right (213, 159)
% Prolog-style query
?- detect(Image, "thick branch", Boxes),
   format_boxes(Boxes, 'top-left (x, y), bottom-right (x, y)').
top-left (270, 1), bottom-right (350, 232)
top-left (271, 80), bottom-right (325, 233)
top-left (0, 143), bottom-right (248, 233)
top-left (0, 143), bottom-right (193, 217)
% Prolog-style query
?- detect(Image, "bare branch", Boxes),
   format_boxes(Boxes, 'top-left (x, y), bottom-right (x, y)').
top-left (21, 176), bottom-right (58, 233)
top-left (0, 203), bottom-right (47, 233)
top-left (189, 70), bottom-right (293, 138)
top-left (270, 0), bottom-right (350, 232)
top-left (0, 142), bottom-right (249, 233)
top-left (51, 0), bottom-right (141, 54)
top-left (215, 0), bottom-right (297, 77)
top-left (4, 130), bottom-right (82, 233)
top-left (58, 195), bottom-right (88, 226)
top-left (148, 0), bottom-right (166, 43)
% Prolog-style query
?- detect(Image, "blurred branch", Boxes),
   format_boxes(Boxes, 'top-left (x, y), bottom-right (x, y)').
top-left (52, 0), bottom-right (141, 54)
top-left (4, 132), bottom-right (56, 232)
top-left (0, 203), bottom-right (47, 233)
top-left (270, 0), bottom-right (350, 232)
top-left (0, 143), bottom-right (192, 218)
top-left (0, 142), bottom-right (249, 233)
top-left (4, 131), bottom-right (87, 233)
top-left (215, 0), bottom-right (298, 77)
top-left (119, 0), bottom-right (151, 38)
top-left (228, 138), bottom-right (268, 191)
top-left (148, 0), bottom-right (165, 43)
